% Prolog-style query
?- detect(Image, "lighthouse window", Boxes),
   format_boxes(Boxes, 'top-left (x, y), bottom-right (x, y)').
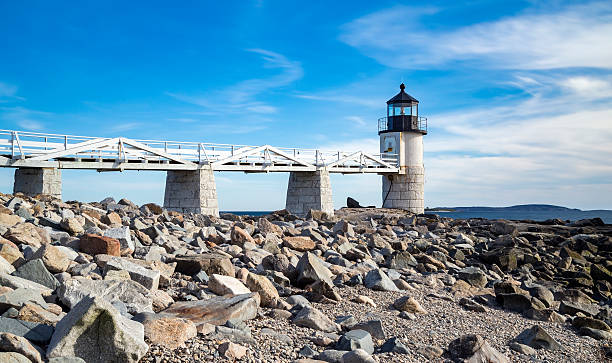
top-left (384, 136), bottom-right (396, 153)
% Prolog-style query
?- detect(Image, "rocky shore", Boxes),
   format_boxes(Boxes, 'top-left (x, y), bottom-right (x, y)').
top-left (0, 193), bottom-right (610, 362)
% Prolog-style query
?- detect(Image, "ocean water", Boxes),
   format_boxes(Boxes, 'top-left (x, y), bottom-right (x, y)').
top-left (433, 209), bottom-right (612, 224)
top-left (222, 211), bottom-right (272, 217)
top-left (222, 208), bottom-right (612, 224)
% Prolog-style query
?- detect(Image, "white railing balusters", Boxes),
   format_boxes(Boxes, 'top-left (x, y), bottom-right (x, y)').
top-left (0, 129), bottom-right (399, 172)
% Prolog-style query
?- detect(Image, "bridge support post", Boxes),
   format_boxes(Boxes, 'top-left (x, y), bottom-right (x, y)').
top-left (382, 166), bottom-right (424, 214)
top-left (163, 169), bottom-right (219, 217)
top-left (13, 168), bottom-right (62, 199)
top-left (285, 170), bottom-right (333, 217)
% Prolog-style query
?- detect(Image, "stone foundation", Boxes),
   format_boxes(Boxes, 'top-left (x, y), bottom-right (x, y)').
top-left (382, 166), bottom-right (424, 214)
top-left (13, 168), bottom-right (62, 199)
top-left (285, 170), bottom-right (333, 217)
top-left (163, 169), bottom-right (219, 216)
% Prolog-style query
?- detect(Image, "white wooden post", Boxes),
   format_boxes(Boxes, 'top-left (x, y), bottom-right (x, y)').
top-left (11, 132), bottom-right (15, 159)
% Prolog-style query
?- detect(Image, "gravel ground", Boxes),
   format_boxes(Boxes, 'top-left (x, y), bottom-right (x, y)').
top-left (142, 280), bottom-right (607, 363)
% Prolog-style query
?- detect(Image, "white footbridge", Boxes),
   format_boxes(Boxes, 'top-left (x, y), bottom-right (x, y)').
top-left (0, 129), bottom-right (400, 217)
top-left (0, 130), bottom-right (398, 173)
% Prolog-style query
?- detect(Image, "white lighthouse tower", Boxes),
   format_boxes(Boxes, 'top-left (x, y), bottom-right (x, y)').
top-left (379, 83), bottom-right (427, 214)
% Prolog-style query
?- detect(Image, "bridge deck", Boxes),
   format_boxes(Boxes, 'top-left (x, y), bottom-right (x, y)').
top-left (0, 130), bottom-right (400, 174)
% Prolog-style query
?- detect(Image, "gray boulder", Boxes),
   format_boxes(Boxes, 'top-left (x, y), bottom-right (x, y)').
top-left (458, 267), bottom-right (488, 288)
top-left (0, 317), bottom-right (53, 345)
top-left (515, 325), bottom-right (562, 350)
top-left (13, 259), bottom-right (60, 290)
top-left (58, 277), bottom-right (153, 314)
top-left (341, 349), bottom-right (376, 363)
top-left (380, 337), bottom-right (410, 354)
top-left (0, 273), bottom-right (52, 296)
top-left (448, 334), bottom-right (509, 362)
top-left (47, 296), bottom-right (148, 362)
top-left (104, 257), bottom-right (160, 290)
top-left (385, 252), bottom-right (418, 269)
top-left (336, 330), bottom-right (374, 354)
top-left (364, 269), bottom-right (399, 292)
top-left (0, 288), bottom-right (48, 312)
top-left (160, 293), bottom-right (259, 327)
top-left (103, 227), bottom-right (134, 254)
top-left (316, 349), bottom-right (345, 362)
top-left (293, 306), bottom-right (339, 333)
top-left (296, 252), bottom-right (334, 287)
top-left (352, 319), bottom-right (386, 340)
top-left (579, 327), bottom-right (612, 340)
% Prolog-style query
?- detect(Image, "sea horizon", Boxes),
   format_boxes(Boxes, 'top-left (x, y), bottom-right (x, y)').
top-left (222, 203), bottom-right (612, 223)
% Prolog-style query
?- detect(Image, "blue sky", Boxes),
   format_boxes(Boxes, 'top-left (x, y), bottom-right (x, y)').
top-left (1, 1), bottom-right (611, 210)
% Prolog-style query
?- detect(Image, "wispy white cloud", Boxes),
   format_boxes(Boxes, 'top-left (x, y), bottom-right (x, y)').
top-left (17, 120), bottom-right (44, 131)
top-left (345, 116), bottom-right (367, 128)
top-left (315, 72), bottom-right (612, 209)
top-left (0, 82), bottom-right (25, 102)
top-left (424, 72), bottom-right (612, 209)
top-left (167, 117), bottom-right (198, 123)
top-left (558, 76), bottom-right (612, 99)
top-left (108, 122), bottom-right (143, 133)
top-left (295, 92), bottom-right (380, 108)
top-left (0, 106), bottom-right (51, 131)
top-left (167, 48), bottom-right (303, 116)
top-left (340, 2), bottom-right (612, 70)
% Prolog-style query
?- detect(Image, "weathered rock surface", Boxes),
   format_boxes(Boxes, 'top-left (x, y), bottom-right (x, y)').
top-left (0, 317), bottom-right (54, 345)
top-left (296, 252), bottom-right (334, 287)
top-left (104, 257), bottom-right (161, 290)
top-left (515, 325), bottom-right (562, 350)
top-left (0, 193), bottom-right (608, 363)
top-left (0, 273), bottom-right (52, 296)
top-left (13, 259), bottom-right (60, 290)
top-left (393, 296), bottom-right (427, 314)
top-left (141, 315), bottom-right (197, 349)
top-left (79, 234), bottom-right (121, 256)
top-left (160, 293), bottom-right (260, 327)
top-left (245, 272), bottom-right (279, 307)
top-left (337, 329), bottom-right (374, 354)
top-left (293, 306), bottom-right (339, 333)
top-left (448, 334), bottom-right (510, 363)
top-left (0, 332), bottom-right (43, 363)
top-left (364, 269), bottom-right (399, 292)
top-left (58, 277), bottom-right (153, 314)
top-left (172, 253), bottom-right (235, 277)
top-left (283, 236), bottom-right (316, 252)
top-left (47, 296), bottom-right (148, 362)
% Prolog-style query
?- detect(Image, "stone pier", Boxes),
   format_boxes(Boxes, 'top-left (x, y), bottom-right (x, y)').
top-left (13, 168), bottom-right (62, 199)
top-left (163, 169), bottom-right (219, 216)
top-left (382, 166), bottom-right (424, 214)
top-left (285, 170), bottom-right (333, 217)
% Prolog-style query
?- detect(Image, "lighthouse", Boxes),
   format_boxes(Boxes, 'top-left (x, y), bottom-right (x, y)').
top-left (379, 83), bottom-right (427, 214)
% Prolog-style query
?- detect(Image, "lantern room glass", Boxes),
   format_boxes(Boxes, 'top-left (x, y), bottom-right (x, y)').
top-left (387, 102), bottom-right (418, 117)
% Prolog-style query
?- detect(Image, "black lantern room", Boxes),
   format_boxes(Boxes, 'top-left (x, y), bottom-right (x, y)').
top-left (378, 83), bottom-right (427, 135)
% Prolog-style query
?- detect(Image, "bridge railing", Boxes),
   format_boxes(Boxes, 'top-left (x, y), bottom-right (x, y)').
top-left (0, 129), bottom-right (399, 170)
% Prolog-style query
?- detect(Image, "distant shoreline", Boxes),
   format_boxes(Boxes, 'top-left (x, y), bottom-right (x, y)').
top-left (222, 204), bottom-right (612, 223)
